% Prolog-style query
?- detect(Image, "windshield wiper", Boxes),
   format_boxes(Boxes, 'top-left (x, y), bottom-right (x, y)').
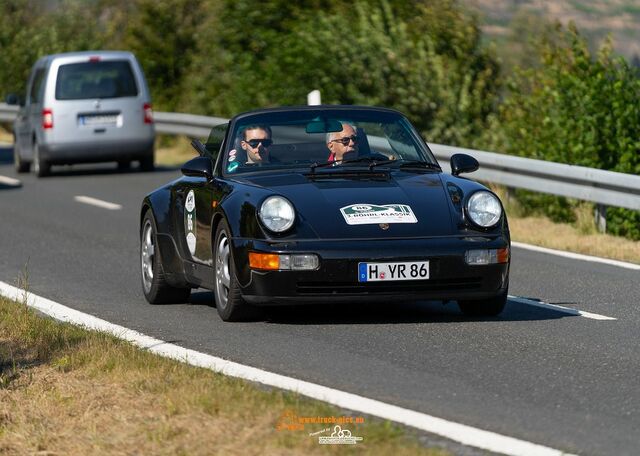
top-left (309, 156), bottom-right (381, 172)
top-left (310, 160), bottom-right (338, 172)
top-left (369, 159), bottom-right (441, 171)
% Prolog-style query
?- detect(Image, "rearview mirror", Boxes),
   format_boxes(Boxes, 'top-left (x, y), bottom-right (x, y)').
top-left (450, 153), bottom-right (479, 176)
top-left (305, 118), bottom-right (344, 134)
top-left (181, 156), bottom-right (213, 179)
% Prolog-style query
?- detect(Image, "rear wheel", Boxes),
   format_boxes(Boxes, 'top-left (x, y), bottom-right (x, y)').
top-left (141, 211), bottom-right (191, 304)
top-left (213, 221), bottom-right (260, 321)
top-left (33, 143), bottom-right (50, 177)
top-left (13, 139), bottom-right (30, 173)
top-left (458, 288), bottom-right (508, 317)
top-left (117, 160), bottom-right (131, 171)
top-left (140, 154), bottom-right (155, 172)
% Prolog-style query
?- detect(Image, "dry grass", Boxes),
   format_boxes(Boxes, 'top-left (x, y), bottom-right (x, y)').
top-left (0, 125), bottom-right (12, 143)
top-left (0, 296), bottom-right (447, 456)
top-left (508, 216), bottom-right (640, 263)
top-left (155, 135), bottom-right (198, 167)
top-left (491, 185), bottom-right (640, 264)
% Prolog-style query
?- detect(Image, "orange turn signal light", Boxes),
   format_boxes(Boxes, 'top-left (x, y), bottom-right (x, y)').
top-left (497, 247), bottom-right (510, 263)
top-left (249, 252), bottom-right (280, 270)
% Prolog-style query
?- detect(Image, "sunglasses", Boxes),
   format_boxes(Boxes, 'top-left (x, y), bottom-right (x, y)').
top-left (330, 135), bottom-right (358, 146)
top-left (245, 138), bottom-right (273, 148)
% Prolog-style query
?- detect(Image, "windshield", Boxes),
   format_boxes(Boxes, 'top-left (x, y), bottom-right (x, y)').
top-left (220, 109), bottom-right (437, 175)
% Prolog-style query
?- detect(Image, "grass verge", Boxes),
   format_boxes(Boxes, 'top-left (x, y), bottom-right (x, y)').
top-left (155, 135), bottom-right (198, 167)
top-left (0, 125), bottom-right (12, 143)
top-left (0, 294), bottom-right (447, 455)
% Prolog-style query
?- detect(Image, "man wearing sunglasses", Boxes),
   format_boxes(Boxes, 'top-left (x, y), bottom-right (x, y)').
top-left (327, 123), bottom-right (358, 163)
top-left (240, 125), bottom-right (273, 164)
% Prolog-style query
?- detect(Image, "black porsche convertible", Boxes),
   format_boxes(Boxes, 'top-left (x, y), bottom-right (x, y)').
top-left (140, 106), bottom-right (510, 321)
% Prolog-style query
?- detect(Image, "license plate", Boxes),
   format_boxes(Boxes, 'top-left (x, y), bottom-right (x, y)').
top-left (80, 114), bottom-right (118, 126)
top-left (358, 261), bottom-right (429, 282)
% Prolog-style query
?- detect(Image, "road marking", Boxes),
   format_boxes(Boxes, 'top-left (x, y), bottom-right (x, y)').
top-left (74, 195), bottom-right (122, 210)
top-left (0, 281), bottom-right (574, 456)
top-left (0, 175), bottom-right (21, 186)
top-left (509, 295), bottom-right (616, 321)
top-left (512, 242), bottom-right (640, 271)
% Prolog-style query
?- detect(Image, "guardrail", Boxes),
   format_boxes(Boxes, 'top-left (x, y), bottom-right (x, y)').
top-left (2, 103), bottom-right (639, 212)
top-left (0, 103), bottom-right (18, 123)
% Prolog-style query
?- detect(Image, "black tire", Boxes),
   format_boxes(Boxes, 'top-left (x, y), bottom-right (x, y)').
top-left (458, 288), bottom-right (508, 317)
top-left (117, 160), bottom-right (131, 171)
top-left (139, 154), bottom-right (155, 172)
top-left (213, 220), bottom-right (260, 321)
top-left (33, 142), bottom-right (50, 177)
top-left (141, 211), bottom-right (191, 304)
top-left (13, 139), bottom-right (30, 173)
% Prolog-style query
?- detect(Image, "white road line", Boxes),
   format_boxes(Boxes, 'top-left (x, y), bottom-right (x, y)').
top-left (509, 295), bottom-right (616, 321)
top-left (74, 195), bottom-right (122, 210)
top-left (0, 281), bottom-right (574, 456)
top-left (0, 175), bottom-right (21, 186)
top-left (512, 242), bottom-right (640, 271)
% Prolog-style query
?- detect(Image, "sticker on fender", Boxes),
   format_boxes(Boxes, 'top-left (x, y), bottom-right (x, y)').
top-left (358, 261), bottom-right (429, 282)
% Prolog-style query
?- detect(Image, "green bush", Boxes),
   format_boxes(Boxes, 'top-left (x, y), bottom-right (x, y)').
top-left (491, 23), bottom-right (640, 238)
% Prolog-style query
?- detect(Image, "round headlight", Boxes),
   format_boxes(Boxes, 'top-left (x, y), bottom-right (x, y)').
top-left (259, 196), bottom-right (295, 232)
top-left (466, 191), bottom-right (502, 228)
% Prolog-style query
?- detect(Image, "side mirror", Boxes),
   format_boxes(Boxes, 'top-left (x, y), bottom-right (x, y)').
top-left (5, 93), bottom-right (20, 106)
top-left (450, 153), bottom-right (479, 176)
top-left (181, 156), bottom-right (213, 179)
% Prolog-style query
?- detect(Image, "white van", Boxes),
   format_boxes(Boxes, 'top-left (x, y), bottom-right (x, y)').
top-left (8, 51), bottom-right (155, 176)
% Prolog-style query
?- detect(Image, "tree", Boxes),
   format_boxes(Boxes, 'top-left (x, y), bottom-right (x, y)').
top-left (493, 23), bottom-right (640, 238)
top-left (123, 0), bottom-right (205, 111)
top-left (184, 0), bottom-right (501, 148)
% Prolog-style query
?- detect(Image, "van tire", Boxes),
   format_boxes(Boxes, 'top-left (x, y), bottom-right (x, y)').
top-left (140, 155), bottom-right (155, 172)
top-left (14, 140), bottom-right (30, 173)
top-left (33, 143), bottom-right (50, 178)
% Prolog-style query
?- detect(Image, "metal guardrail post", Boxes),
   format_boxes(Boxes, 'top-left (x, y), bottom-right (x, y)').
top-left (594, 205), bottom-right (607, 233)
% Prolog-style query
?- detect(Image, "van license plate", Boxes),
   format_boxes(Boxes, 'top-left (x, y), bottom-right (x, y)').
top-left (80, 115), bottom-right (118, 126)
top-left (358, 261), bottom-right (429, 282)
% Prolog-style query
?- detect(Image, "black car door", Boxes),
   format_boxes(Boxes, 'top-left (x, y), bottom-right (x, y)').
top-left (173, 177), bottom-right (213, 268)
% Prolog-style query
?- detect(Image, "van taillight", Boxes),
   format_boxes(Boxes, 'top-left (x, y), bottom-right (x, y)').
top-left (143, 103), bottom-right (153, 124)
top-left (42, 109), bottom-right (53, 129)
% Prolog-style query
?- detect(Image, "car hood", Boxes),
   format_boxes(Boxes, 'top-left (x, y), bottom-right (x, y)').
top-left (240, 171), bottom-right (456, 239)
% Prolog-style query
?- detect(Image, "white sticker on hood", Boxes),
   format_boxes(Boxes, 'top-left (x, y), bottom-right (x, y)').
top-left (340, 204), bottom-right (418, 225)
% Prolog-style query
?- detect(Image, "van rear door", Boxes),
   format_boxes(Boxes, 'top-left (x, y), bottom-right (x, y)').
top-left (50, 58), bottom-right (151, 144)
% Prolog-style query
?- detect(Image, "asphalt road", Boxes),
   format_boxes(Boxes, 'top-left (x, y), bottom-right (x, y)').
top-left (0, 145), bottom-right (638, 455)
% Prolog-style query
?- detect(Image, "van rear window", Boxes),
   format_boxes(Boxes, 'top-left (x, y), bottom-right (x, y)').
top-left (55, 60), bottom-right (138, 100)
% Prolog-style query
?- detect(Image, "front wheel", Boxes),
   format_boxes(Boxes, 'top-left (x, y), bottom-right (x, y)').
top-left (141, 211), bottom-right (191, 304)
top-left (213, 221), bottom-right (260, 321)
top-left (458, 288), bottom-right (508, 317)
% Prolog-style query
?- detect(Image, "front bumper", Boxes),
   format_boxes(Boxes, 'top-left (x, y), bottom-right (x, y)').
top-left (232, 236), bottom-right (510, 305)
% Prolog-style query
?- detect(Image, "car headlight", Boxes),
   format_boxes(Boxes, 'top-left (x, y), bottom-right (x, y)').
top-left (466, 191), bottom-right (502, 228)
top-left (259, 196), bottom-right (295, 232)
